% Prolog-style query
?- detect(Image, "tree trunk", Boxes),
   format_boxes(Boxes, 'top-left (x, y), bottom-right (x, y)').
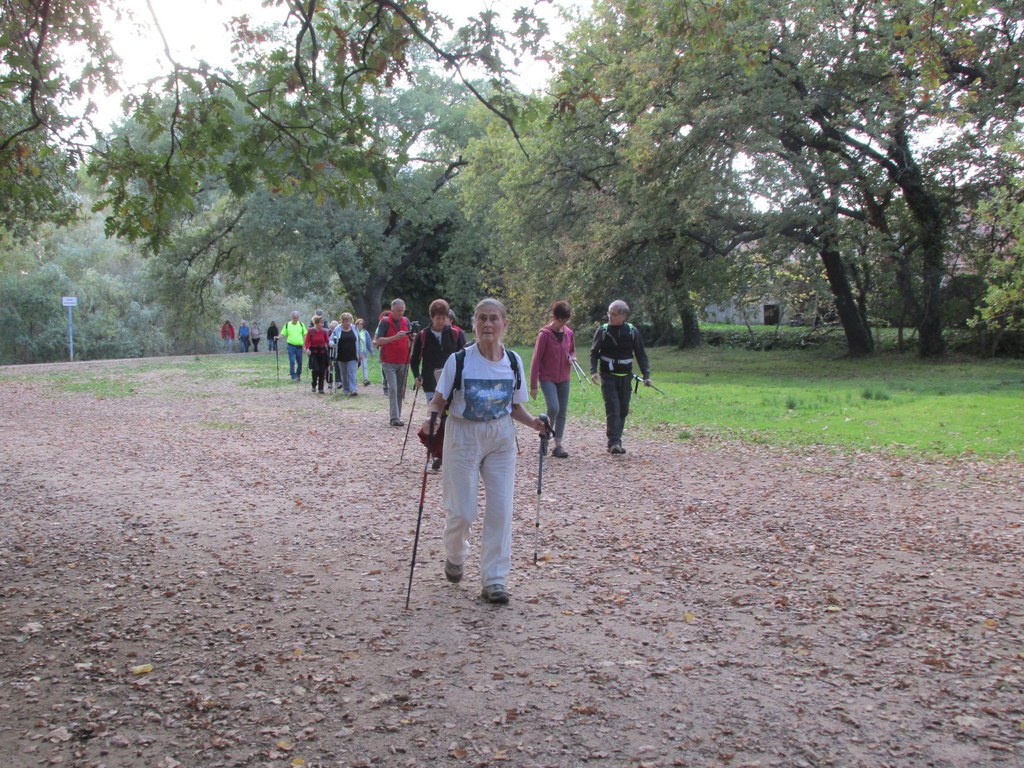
top-left (679, 303), bottom-right (702, 348)
top-left (887, 126), bottom-right (946, 357)
top-left (351, 280), bottom-right (386, 327)
top-left (818, 243), bottom-right (874, 356)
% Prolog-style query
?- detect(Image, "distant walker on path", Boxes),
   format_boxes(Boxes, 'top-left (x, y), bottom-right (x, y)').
top-left (590, 300), bottom-right (652, 455)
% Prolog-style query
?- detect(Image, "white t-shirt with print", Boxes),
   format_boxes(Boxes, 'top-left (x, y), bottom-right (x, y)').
top-left (437, 344), bottom-right (527, 421)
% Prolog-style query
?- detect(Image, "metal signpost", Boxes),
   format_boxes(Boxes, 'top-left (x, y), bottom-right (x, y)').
top-left (62, 296), bottom-right (77, 361)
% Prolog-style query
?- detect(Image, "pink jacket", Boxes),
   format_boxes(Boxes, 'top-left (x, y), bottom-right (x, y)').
top-left (530, 324), bottom-right (575, 388)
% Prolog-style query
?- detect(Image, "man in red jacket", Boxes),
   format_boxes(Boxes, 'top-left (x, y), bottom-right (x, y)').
top-left (374, 298), bottom-right (413, 426)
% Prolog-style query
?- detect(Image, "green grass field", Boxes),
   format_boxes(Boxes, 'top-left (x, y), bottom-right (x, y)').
top-left (3, 346), bottom-right (1020, 460)
top-left (514, 345), bottom-right (1024, 460)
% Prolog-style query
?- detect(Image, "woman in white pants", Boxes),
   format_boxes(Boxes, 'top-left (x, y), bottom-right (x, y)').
top-left (423, 298), bottom-right (547, 605)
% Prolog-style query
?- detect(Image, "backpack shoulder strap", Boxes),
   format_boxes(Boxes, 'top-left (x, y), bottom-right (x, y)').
top-left (505, 349), bottom-right (521, 392)
top-left (445, 347), bottom-right (518, 404)
top-left (451, 348), bottom-right (467, 396)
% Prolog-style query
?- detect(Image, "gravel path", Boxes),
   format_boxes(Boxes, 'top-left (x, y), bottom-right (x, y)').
top-left (1, 357), bottom-right (1022, 767)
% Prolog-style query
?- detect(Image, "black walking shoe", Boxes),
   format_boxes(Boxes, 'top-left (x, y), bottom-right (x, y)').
top-left (552, 447), bottom-right (569, 458)
top-left (610, 443), bottom-right (625, 455)
top-left (444, 560), bottom-right (463, 584)
top-left (480, 584), bottom-right (509, 605)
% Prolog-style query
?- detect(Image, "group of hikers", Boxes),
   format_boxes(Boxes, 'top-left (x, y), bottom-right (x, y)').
top-left (231, 296), bottom-right (654, 607)
top-left (219, 320), bottom-right (270, 353)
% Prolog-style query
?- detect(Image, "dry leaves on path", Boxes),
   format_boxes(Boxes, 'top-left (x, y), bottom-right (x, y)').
top-left (0, 357), bottom-right (1022, 767)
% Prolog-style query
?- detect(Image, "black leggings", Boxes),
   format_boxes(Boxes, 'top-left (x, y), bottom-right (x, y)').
top-left (309, 351), bottom-right (329, 392)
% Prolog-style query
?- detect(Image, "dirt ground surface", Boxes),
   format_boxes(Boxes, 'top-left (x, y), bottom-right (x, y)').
top-left (1, 356), bottom-right (1022, 768)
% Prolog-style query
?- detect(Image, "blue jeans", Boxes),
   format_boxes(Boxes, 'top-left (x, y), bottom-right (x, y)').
top-left (287, 344), bottom-right (303, 380)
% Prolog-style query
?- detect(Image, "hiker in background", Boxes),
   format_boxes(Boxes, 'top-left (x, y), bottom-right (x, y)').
top-left (375, 298), bottom-right (412, 426)
top-left (411, 298), bottom-right (467, 405)
top-left (305, 316), bottom-right (331, 394)
top-left (330, 313), bottom-right (364, 396)
top-left (238, 320), bottom-right (251, 352)
top-left (530, 300), bottom-right (575, 459)
top-left (220, 320), bottom-right (235, 352)
top-left (250, 321), bottom-right (262, 352)
top-left (590, 299), bottom-right (652, 455)
top-left (266, 321), bottom-right (279, 352)
top-left (279, 311), bottom-right (306, 381)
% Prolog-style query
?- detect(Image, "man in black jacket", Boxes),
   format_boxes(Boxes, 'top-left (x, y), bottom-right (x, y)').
top-left (590, 300), bottom-right (652, 455)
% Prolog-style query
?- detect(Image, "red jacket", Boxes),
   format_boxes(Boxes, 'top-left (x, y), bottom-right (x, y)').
top-left (304, 327), bottom-right (331, 353)
top-left (530, 324), bottom-right (575, 388)
top-left (377, 313), bottom-right (411, 364)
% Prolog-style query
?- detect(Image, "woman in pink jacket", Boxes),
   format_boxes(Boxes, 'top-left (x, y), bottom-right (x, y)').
top-left (529, 300), bottom-right (576, 458)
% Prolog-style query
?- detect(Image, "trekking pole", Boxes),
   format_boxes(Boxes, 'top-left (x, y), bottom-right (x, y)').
top-left (632, 374), bottom-right (666, 395)
top-left (275, 343), bottom-right (280, 382)
top-left (405, 412), bottom-right (437, 610)
top-left (399, 380), bottom-right (421, 463)
top-left (534, 414), bottom-right (552, 565)
top-left (570, 357), bottom-right (590, 385)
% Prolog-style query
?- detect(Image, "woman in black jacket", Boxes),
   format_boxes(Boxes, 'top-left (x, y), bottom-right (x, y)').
top-left (411, 299), bottom-right (467, 404)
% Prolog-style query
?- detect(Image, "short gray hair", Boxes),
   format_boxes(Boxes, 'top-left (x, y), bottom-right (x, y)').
top-left (609, 300), bottom-right (630, 317)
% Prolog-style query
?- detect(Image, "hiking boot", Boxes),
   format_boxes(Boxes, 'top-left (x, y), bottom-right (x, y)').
top-left (390, 418), bottom-right (404, 427)
top-left (480, 584), bottom-right (509, 605)
top-left (444, 560), bottom-right (463, 584)
top-left (610, 443), bottom-right (625, 455)
top-left (431, 458), bottom-right (442, 471)
top-left (552, 446), bottom-right (569, 459)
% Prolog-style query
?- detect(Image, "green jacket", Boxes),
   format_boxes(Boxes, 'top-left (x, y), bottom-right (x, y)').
top-left (281, 320), bottom-right (306, 346)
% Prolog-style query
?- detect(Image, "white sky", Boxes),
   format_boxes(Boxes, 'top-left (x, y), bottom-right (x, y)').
top-left (96, 0), bottom-right (583, 128)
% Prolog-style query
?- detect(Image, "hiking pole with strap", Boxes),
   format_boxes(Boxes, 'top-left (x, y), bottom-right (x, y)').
top-left (534, 414), bottom-right (553, 565)
top-left (399, 379), bottom-right (421, 463)
top-left (275, 344), bottom-right (280, 382)
top-left (570, 357), bottom-right (591, 385)
top-left (405, 411), bottom-right (437, 610)
top-left (632, 374), bottom-right (666, 395)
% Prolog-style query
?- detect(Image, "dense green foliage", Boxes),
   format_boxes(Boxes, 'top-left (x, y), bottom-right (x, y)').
top-left (466, 0), bottom-right (1024, 356)
top-left (2, 1), bottom-right (1023, 363)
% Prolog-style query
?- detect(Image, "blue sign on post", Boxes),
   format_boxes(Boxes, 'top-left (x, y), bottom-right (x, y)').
top-left (62, 297), bottom-right (77, 361)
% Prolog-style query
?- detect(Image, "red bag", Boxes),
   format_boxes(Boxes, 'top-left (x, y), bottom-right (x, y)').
top-left (417, 413), bottom-right (446, 461)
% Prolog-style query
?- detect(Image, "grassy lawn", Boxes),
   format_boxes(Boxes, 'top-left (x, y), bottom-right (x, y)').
top-left (2, 347), bottom-right (1020, 460)
top-left (514, 345), bottom-right (1023, 460)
